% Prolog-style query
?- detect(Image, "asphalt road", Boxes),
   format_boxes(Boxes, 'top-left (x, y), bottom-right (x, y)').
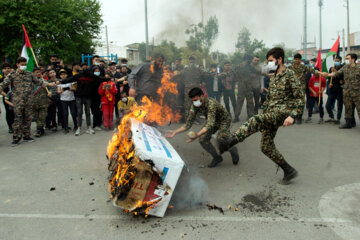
top-left (0, 102), bottom-right (360, 240)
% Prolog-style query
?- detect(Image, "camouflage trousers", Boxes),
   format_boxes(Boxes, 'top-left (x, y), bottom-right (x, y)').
top-left (199, 115), bottom-right (232, 158)
top-left (343, 90), bottom-right (360, 120)
top-left (235, 88), bottom-right (254, 119)
top-left (13, 102), bottom-right (33, 139)
top-left (233, 111), bottom-right (288, 164)
top-left (32, 104), bottom-right (48, 129)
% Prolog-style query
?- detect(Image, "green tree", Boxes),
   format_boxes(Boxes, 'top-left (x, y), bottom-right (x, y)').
top-left (138, 40), bottom-right (181, 63)
top-left (0, 0), bottom-right (102, 64)
top-left (185, 16), bottom-right (219, 66)
top-left (235, 27), bottom-right (266, 56)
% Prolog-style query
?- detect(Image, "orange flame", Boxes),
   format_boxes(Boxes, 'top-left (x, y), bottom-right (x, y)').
top-left (107, 65), bottom-right (181, 216)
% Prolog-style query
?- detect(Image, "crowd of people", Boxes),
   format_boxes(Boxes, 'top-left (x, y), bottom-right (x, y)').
top-left (0, 50), bottom-right (359, 149)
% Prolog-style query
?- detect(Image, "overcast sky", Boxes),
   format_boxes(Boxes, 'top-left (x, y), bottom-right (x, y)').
top-left (99, 0), bottom-right (360, 53)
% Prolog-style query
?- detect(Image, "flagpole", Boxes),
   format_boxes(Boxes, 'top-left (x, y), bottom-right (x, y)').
top-left (23, 25), bottom-right (50, 94)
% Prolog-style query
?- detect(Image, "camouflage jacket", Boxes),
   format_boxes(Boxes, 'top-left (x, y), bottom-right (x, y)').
top-left (263, 67), bottom-right (305, 118)
top-left (234, 64), bottom-right (253, 91)
top-left (288, 63), bottom-right (316, 88)
top-left (179, 65), bottom-right (205, 89)
top-left (184, 97), bottom-right (231, 130)
top-left (334, 64), bottom-right (360, 92)
top-left (32, 80), bottom-right (50, 107)
top-left (0, 70), bottom-right (48, 103)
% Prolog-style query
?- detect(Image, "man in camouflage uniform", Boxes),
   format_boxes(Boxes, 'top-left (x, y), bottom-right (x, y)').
top-left (233, 54), bottom-right (255, 123)
top-left (250, 56), bottom-right (262, 114)
top-left (221, 61), bottom-right (237, 115)
top-left (165, 87), bottom-right (239, 168)
top-left (288, 53), bottom-right (317, 124)
top-left (0, 57), bottom-right (55, 145)
top-left (177, 56), bottom-right (204, 120)
top-left (219, 48), bottom-right (304, 185)
top-left (323, 53), bottom-right (360, 129)
top-left (32, 67), bottom-right (50, 137)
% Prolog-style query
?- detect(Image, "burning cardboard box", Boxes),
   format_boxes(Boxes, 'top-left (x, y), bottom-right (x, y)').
top-left (108, 118), bottom-right (185, 217)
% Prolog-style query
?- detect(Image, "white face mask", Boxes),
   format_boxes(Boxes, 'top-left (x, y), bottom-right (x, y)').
top-left (267, 61), bottom-right (277, 71)
top-left (193, 99), bottom-right (202, 107)
top-left (19, 65), bottom-right (27, 71)
top-left (94, 71), bottom-right (100, 76)
top-left (345, 59), bottom-right (350, 65)
top-left (94, 62), bottom-right (100, 66)
top-left (122, 97), bottom-right (128, 102)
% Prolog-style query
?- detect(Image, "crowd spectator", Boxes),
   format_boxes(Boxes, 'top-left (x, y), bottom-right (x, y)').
top-left (306, 69), bottom-right (326, 124)
top-left (0, 63), bottom-right (14, 133)
top-left (58, 69), bottom-right (77, 134)
top-left (98, 73), bottom-right (117, 130)
top-left (45, 69), bottom-right (63, 131)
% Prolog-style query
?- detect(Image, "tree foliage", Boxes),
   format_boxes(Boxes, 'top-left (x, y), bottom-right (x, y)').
top-left (138, 40), bottom-right (181, 63)
top-left (235, 27), bottom-right (266, 56)
top-left (0, 0), bottom-right (102, 64)
top-left (185, 16), bottom-right (219, 53)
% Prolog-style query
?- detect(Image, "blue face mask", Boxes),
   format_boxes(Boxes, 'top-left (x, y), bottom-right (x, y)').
top-left (334, 62), bottom-right (341, 66)
top-left (94, 71), bottom-right (100, 76)
top-left (310, 63), bottom-right (314, 68)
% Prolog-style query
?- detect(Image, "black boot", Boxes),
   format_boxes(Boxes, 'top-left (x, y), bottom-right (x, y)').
top-left (351, 117), bottom-right (356, 128)
top-left (278, 161), bottom-right (298, 185)
top-left (339, 118), bottom-right (352, 129)
top-left (229, 147), bottom-right (239, 165)
top-left (208, 156), bottom-right (223, 168)
top-left (218, 135), bottom-right (239, 154)
top-left (200, 142), bottom-right (223, 168)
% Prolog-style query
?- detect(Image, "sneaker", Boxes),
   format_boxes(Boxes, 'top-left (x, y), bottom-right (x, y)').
top-left (334, 120), bottom-right (340, 125)
top-left (305, 117), bottom-right (312, 123)
top-left (23, 137), bottom-right (35, 142)
top-left (51, 126), bottom-right (57, 132)
top-left (93, 126), bottom-right (102, 131)
top-left (318, 118), bottom-right (324, 124)
top-left (75, 128), bottom-right (81, 136)
top-left (8, 128), bottom-right (13, 134)
top-left (325, 118), bottom-right (335, 123)
top-left (86, 128), bottom-right (95, 134)
top-left (11, 138), bottom-right (21, 146)
top-left (63, 129), bottom-right (70, 134)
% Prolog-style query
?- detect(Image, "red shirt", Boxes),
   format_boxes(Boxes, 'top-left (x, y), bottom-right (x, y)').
top-left (308, 75), bottom-right (326, 97)
top-left (98, 81), bottom-right (117, 105)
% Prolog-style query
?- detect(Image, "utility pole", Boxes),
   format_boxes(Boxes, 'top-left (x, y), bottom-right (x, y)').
top-left (303, 0), bottom-right (308, 60)
top-left (318, 0), bottom-right (323, 50)
top-left (345, 0), bottom-right (351, 53)
top-left (342, 28), bottom-right (346, 58)
top-left (144, 0), bottom-right (149, 60)
top-left (105, 25), bottom-right (110, 59)
top-left (200, 0), bottom-right (206, 68)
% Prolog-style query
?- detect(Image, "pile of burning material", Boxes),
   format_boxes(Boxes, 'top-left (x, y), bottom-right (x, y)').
top-left (107, 64), bottom-right (184, 217)
top-left (108, 118), bottom-right (185, 217)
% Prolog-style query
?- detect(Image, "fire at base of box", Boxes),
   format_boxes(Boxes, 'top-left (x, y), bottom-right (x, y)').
top-left (108, 118), bottom-right (185, 217)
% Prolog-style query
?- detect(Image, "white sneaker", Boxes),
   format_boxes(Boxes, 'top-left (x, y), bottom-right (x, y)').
top-left (94, 126), bottom-right (102, 131)
top-left (75, 128), bottom-right (81, 136)
top-left (86, 127), bottom-right (95, 134)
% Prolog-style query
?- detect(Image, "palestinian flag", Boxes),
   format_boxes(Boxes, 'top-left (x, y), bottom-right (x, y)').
top-left (322, 36), bottom-right (340, 73)
top-left (21, 24), bottom-right (36, 72)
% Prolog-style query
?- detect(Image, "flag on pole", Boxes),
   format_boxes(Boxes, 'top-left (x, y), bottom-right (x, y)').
top-left (21, 24), bottom-right (36, 72)
top-left (315, 48), bottom-right (322, 71)
top-left (322, 36), bottom-right (340, 73)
